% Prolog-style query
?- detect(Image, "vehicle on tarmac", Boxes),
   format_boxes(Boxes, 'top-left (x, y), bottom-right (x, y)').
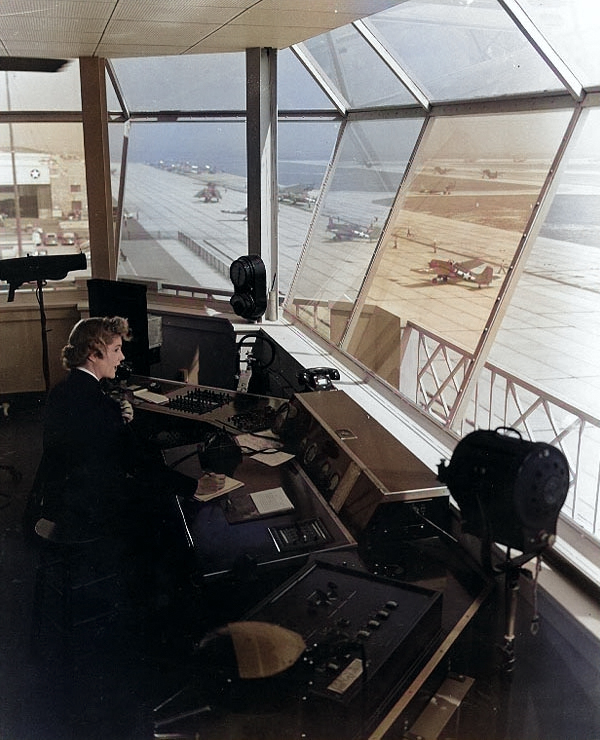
top-left (42, 232), bottom-right (59, 246)
top-left (60, 232), bottom-right (76, 246)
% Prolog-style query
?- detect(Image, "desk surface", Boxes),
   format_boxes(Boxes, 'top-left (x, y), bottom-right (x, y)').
top-left (165, 444), bottom-right (356, 580)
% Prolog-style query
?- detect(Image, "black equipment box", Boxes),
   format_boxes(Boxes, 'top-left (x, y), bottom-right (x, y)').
top-left (153, 560), bottom-right (443, 740)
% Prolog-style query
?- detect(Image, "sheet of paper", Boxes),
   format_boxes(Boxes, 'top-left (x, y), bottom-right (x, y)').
top-left (251, 450), bottom-right (295, 467)
top-left (235, 431), bottom-right (282, 452)
top-left (194, 475), bottom-right (244, 502)
top-left (250, 487), bottom-right (294, 515)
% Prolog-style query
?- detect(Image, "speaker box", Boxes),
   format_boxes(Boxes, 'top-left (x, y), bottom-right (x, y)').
top-left (229, 255), bottom-right (267, 321)
top-left (87, 278), bottom-right (151, 375)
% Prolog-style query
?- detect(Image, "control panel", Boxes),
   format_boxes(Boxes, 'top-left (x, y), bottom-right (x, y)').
top-left (277, 390), bottom-right (449, 537)
top-left (246, 560), bottom-right (442, 705)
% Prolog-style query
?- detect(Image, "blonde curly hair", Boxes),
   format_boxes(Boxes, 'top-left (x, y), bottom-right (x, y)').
top-left (61, 316), bottom-right (131, 369)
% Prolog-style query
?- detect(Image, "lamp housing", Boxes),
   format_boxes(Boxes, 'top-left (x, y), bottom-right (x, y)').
top-left (437, 428), bottom-right (569, 554)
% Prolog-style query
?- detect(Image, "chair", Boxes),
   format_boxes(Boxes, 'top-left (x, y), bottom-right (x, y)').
top-left (31, 518), bottom-right (120, 646)
top-left (1, 404), bottom-right (22, 506)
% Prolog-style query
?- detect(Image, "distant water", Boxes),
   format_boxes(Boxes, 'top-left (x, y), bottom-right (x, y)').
top-left (278, 161), bottom-right (404, 192)
top-left (539, 194), bottom-right (600, 248)
top-left (150, 155), bottom-right (600, 247)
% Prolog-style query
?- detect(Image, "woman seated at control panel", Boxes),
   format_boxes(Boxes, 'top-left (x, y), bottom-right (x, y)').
top-left (33, 316), bottom-right (224, 610)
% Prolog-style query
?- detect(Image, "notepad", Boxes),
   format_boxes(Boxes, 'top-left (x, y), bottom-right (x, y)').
top-left (133, 388), bottom-right (169, 405)
top-left (250, 487), bottom-right (294, 515)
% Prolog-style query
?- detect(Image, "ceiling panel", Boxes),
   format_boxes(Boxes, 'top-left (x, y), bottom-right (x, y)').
top-left (0, 0), bottom-right (404, 59)
top-left (110, 2), bottom-right (244, 23)
top-left (103, 19), bottom-right (221, 45)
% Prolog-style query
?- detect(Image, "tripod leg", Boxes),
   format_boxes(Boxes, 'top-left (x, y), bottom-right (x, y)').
top-left (500, 565), bottom-right (520, 673)
top-left (37, 279), bottom-right (51, 394)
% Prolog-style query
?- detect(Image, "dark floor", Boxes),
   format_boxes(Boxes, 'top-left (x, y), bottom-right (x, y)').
top-left (2, 397), bottom-right (600, 740)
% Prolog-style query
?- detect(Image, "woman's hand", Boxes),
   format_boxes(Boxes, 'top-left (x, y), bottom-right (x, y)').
top-left (120, 399), bottom-right (134, 423)
top-left (196, 472), bottom-right (226, 496)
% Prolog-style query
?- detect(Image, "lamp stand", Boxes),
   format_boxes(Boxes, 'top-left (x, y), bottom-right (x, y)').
top-left (36, 279), bottom-right (51, 394)
top-left (495, 550), bottom-right (539, 673)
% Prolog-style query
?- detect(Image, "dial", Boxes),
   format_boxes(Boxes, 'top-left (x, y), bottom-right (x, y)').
top-left (304, 442), bottom-right (318, 464)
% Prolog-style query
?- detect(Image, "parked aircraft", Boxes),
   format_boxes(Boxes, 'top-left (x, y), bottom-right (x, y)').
top-left (326, 216), bottom-right (380, 241)
top-left (429, 258), bottom-right (494, 287)
top-left (221, 208), bottom-right (248, 221)
top-left (195, 182), bottom-right (222, 202)
top-left (278, 184), bottom-right (317, 208)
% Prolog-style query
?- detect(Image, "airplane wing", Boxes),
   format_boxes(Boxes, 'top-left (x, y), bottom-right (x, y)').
top-left (429, 259), bottom-right (454, 275)
top-left (457, 258), bottom-right (484, 271)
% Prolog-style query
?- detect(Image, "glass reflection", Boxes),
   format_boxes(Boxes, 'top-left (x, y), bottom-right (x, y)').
top-left (300, 25), bottom-right (415, 108)
top-left (366, 0), bottom-right (563, 102)
top-left (0, 123), bottom-right (89, 269)
top-left (110, 55), bottom-right (246, 112)
top-left (287, 116), bottom-right (423, 342)
top-left (518, 0), bottom-right (600, 88)
top-left (490, 107), bottom-right (600, 414)
top-left (0, 62), bottom-right (81, 112)
top-left (346, 109), bottom-right (572, 383)
top-left (278, 49), bottom-right (335, 110)
top-left (278, 121), bottom-right (339, 294)
top-left (114, 120), bottom-right (245, 289)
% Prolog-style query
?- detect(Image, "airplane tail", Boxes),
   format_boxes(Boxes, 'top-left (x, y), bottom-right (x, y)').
top-left (475, 266), bottom-right (493, 286)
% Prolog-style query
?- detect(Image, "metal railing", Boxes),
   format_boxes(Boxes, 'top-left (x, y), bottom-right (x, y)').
top-left (177, 231), bottom-right (233, 280)
top-left (400, 322), bottom-right (600, 541)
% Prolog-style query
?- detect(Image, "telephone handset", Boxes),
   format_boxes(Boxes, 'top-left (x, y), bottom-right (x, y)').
top-left (297, 367), bottom-right (340, 391)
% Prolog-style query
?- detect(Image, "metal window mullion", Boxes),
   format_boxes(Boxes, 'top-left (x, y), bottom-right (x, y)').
top-left (354, 18), bottom-right (430, 111)
top-left (113, 120), bottom-right (130, 257)
top-left (105, 59), bottom-right (130, 120)
top-left (291, 43), bottom-right (349, 116)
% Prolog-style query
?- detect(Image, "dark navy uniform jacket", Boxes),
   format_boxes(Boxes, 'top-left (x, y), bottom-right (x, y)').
top-left (39, 368), bottom-right (196, 535)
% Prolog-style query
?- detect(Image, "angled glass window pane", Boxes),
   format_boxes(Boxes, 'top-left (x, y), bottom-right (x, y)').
top-left (287, 116), bottom-right (423, 343)
top-left (106, 68), bottom-right (123, 116)
top-left (110, 54), bottom-right (246, 112)
top-left (109, 122), bottom-right (127, 230)
top-left (346, 109), bottom-right (571, 388)
top-left (517, 0), bottom-right (600, 88)
top-left (115, 121), bottom-right (246, 289)
top-left (278, 49), bottom-right (335, 110)
top-left (0, 61), bottom-right (81, 111)
top-left (490, 107), bottom-right (600, 413)
top-left (366, 0), bottom-right (564, 102)
top-left (278, 120), bottom-right (340, 294)
top-left (0, 122), bottom-right (90, 285)
top-left (301, 25), bottom-right (415, 108)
